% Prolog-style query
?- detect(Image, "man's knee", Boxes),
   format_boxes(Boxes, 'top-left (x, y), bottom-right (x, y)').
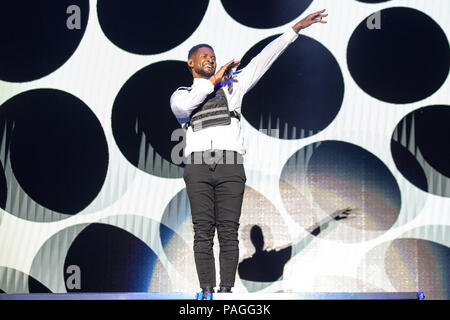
top-left (193, 222), bottom-right (215, 240)
top-left (217, 223), bottom-right (239, 243)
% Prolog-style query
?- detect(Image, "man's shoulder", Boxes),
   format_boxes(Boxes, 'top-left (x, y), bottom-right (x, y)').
top-left (175, 86), bottom-right (192, 92)
top-left (171, 86), bottom-right (192, 100)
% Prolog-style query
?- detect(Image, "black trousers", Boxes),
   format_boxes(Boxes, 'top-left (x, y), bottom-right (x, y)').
top-left (183, 150), bottom-right (246, 288)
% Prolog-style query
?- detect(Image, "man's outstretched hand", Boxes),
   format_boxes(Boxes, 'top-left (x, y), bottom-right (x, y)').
top-left (292, 9), bottom-right (328, 33)
top-left (210, 59), bottom-right (240, 86)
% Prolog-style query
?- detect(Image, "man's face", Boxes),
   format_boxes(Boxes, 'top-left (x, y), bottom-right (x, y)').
top-left (189, 47), bottom-right (216, 78)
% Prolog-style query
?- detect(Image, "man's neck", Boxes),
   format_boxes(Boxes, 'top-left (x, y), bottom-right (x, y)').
top-left (193, 73), bottom-right (209, 80)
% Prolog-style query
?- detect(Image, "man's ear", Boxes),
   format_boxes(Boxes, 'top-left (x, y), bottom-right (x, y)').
top-left (187, 58), bottom-right (194, 68)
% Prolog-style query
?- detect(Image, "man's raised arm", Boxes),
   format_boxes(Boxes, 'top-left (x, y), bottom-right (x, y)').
top-left (236, 9), bottom-right (328, 94)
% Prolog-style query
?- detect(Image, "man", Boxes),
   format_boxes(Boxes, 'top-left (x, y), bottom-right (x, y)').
top-left (170, 9), bottom-right (328, 297)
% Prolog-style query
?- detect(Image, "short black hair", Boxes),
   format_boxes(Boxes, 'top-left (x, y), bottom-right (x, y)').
top-left (188, 43), bottom-right (214, 60)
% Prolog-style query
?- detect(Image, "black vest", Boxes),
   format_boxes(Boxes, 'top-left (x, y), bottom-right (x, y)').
top-left (188, 87), bottom-right (232, 132)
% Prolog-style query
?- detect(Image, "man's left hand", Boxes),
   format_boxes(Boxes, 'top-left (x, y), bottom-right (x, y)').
top-left (292, 9), bottom-right (328, 33)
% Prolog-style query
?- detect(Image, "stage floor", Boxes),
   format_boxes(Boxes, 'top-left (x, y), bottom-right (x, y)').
top-left (0, 292), bottom-right (421, 300)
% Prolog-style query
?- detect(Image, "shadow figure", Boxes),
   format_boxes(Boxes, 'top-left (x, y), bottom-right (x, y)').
top-left (238, 208), bottom-right (353, 283)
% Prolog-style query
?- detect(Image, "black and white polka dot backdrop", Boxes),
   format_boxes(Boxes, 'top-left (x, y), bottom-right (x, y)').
top-left (0, 0), bottom-right (448, 298)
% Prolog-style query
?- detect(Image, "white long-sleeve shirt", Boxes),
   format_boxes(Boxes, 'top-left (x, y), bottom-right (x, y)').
top-left (170, 28), bottom-right (299, 157)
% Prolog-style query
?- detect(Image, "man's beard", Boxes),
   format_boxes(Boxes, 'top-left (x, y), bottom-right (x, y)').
top-left (196, 66), bottom-right (215, 78)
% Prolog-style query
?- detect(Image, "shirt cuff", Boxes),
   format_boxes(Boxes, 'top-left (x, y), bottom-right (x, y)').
top-left (282, 27), bottom-right (299, 43)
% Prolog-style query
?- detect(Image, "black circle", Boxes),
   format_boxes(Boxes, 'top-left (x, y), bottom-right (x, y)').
top-left (307, 141), bottom-right (401, 230)
top-left (385, 238), bottom-right (450, 299)
top-left (0, 161), bottom-right (7, 209)
top-left (221, 0), bottom-right (312, 29)
top-left (112, 61), bottom-right (192, 178)
top-left (347, 7), bottom-right (449, 104)
top-left (415, 106), bottom-right (450, 178)
top-left (0, 0), bottom-right (89, 82)
top-left (64, 223), bottom-right (157, 292)
top-left (240, 35), bottom-right (344, 139)
top-left (97, 0), bottom-right (208, 55)
top-left (0, 89), bottom-right (108, 216)
top-left (28, 276), bottom-right (52, 293)
top-left (281, 141), bottom-right (401, 236)
top-left (160, 188), bottom-right (192, 264)
top-left (391, 105), bottom-right (450, 197)
top-left (390, 140), bottom-right (428, 192)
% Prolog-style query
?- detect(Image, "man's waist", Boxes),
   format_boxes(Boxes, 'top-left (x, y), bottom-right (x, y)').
top-left (187, 150), bottom-right (244, 165)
